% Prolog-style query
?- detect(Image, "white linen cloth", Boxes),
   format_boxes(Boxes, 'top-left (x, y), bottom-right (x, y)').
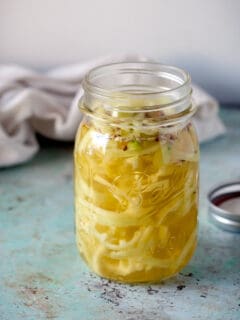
top-left (0, 56), bottom-right (226, 167)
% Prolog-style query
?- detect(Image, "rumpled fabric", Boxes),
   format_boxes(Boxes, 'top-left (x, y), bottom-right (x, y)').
top-left (0, 55), bottom-right (226, 167)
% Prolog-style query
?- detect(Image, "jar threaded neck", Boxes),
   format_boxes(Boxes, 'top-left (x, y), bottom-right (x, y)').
top-left (80, 62), bottom-right (195, 126)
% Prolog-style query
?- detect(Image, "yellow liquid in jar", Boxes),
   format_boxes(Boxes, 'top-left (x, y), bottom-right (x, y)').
top-left (74, 121), bottom-right (199, 283)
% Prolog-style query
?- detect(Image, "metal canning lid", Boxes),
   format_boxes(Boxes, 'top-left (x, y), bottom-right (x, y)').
top-left (208, 181), bottom-right (240, 232)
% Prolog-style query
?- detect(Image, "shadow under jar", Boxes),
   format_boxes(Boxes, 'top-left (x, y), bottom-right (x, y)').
top-left (74, 62), bottom-right (199, 283)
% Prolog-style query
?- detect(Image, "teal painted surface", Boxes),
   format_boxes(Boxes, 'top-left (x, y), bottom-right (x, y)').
top-left (0, 106), bottom-right (239, 320)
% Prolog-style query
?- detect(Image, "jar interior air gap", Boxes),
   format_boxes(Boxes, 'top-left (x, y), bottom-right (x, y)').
top-left (74, 62), bottom-right (199, 283)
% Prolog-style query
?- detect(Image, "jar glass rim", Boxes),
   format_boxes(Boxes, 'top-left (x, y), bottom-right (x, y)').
top-left (83, 61), bottom-right (191, 99)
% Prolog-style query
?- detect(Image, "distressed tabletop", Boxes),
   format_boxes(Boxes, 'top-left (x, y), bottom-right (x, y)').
top-left (0, 106), bottom-right (240, 320)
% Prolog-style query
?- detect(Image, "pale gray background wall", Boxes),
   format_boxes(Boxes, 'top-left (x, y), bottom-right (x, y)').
top-left (1, 0), bottom-right (240, 102)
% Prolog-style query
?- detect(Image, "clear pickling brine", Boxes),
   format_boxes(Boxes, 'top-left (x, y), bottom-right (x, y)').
top-left (74, 63), bottom-right (199, 283)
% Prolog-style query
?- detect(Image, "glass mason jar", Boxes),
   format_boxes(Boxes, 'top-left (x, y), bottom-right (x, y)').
top-left (74, 62), bottom-right (199, 283)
